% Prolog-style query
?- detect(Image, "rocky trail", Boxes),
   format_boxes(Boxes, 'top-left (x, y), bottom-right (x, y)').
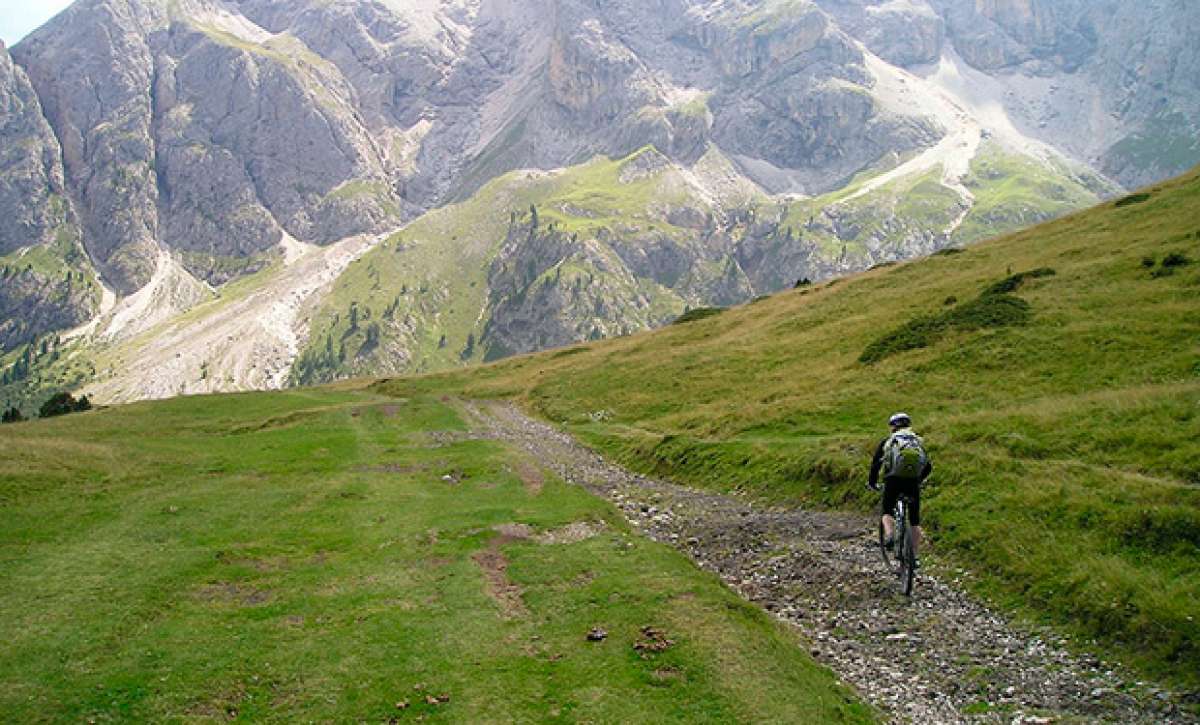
top-left (460, 400), bottom-right (1195, 724)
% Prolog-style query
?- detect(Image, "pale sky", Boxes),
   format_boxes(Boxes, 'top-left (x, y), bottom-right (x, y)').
top-left (0, 0), bottom-right (74, 46)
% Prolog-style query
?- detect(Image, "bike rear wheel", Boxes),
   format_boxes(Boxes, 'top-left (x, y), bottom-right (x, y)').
top-left (898, 506), bottom-right (916, 596)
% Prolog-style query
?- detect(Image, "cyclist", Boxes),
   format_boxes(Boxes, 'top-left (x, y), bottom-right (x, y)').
top-left (868, 412), bottom-right (932, 566)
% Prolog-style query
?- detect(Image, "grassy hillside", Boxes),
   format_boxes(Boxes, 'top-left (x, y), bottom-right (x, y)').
top-left (0, 391), bottom-right (869, 722)
top-left (380, 167), bottom-right (1200, 688)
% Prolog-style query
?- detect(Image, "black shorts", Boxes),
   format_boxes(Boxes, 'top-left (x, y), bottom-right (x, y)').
top-left (881, 477), bottom-right (921, 526)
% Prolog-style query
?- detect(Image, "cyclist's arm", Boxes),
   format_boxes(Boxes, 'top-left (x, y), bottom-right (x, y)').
top-left (920, 460), bottom-right (933, 482)
top-left (868, 438), bottom-right (886, 488)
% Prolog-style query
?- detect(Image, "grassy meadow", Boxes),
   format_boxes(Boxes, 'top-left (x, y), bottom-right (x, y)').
top-left (0, 390), bottom-right (870, 722)
top-left (381, 167), bottom-right (1200, 689)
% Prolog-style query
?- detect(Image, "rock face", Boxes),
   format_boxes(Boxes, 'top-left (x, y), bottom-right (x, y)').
top-left (0, 41), bottom-right (96, 350)
top-left (927, 0), bottom-right (1200, 187)
top-left (11, 0), bottom-right (404, 294)
top-left (0, 0), bottom-right (1196, 397)
top-left (0, 42), bottom-right (67, 257)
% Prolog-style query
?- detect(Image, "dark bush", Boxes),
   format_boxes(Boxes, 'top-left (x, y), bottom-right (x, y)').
top-left (860, 270), bottom-right (1047, 364)
top-left (943, 296), bottom-right (958, 306)
top-left (550, 346), bottom-right (587, 359)
top-left (934, 247), bottom-right (965, 256)
top-left (1142, 256), bottom-right (1157, 269)
top-left (984, 267), bottom-right (1056, 296)
top-left (1162, 252), bottom-right (1191, 268)
top-left (1, 407), bottom-right (24, 424)
top-left (38, 392), bottom-right (91, 419)
top-left (1114, 192), bottom-right (1151, 208)
top-left (869, 261), bottom-right (898, 271)
top-left (794, 278), bottom-right (813, 288)
top-left (673, 307), bottom-right (726, 325)
top-left (1117, 506), bottom-right (1200, 554)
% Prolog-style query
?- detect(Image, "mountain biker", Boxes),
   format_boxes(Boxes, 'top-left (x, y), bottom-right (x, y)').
top-left (868, 412), bottom-right (932, 567)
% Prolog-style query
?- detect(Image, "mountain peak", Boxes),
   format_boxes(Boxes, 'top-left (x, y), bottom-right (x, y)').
top-left (0, 0), bottom-right (1197, 404)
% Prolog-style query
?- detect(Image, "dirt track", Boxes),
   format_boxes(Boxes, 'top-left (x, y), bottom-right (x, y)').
top-left (462, 400), bottom-right (1194, 724)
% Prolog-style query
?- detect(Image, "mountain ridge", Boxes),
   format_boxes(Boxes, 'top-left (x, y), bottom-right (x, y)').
top-left (1, 0), bottom-right (1197, 406)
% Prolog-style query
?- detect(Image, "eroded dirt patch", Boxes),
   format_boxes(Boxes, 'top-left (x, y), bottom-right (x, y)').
top-left (537, 521), bottom-right (605, 544)
top-left (185, 683), bottom-right (247, 722)
top-left (354, 462), bottom-right (432, 475)
top-left (423, 430), bottom-right (493, 448)
top-left (493, 523), bottom-right (535, 540)
top-left (513, 461), bottom-right (544, 494)
top-left (472, 543), bottom-right (527, 619)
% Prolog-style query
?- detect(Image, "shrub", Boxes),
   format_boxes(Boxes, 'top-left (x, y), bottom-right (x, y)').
top-left (943, 295), bottom-right (958, 306)
top-left (1114, 192), bottom-right (1151, 208)
top-left (38, 392), bottom-right (91, 419)
top-left (984, 267), bottom-right (1056, 296)
top-left (1, 407), bottom-right (24, 424)
top-left (1142, 256), bottom-right (1157, 269)
top-left (793, 278), bottom-right (813, 288)
top-left (673, 307), bottom-right (726, 325)
top-left (934, 247), bottom-right (965, 256)
top-left (860, 271), bottom-right (1045, 364)
top-left (1117, 506), bottom-right (1200, 554)
top-left (550, 346), bottom-right (587, 359)
top-left (1161, 252), bottom-right (1191, 268)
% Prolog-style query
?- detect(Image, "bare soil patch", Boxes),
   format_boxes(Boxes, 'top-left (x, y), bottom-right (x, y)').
top-left (513, 461), bottom-right (544, 494)
top-left (472, 544), bottom-right (527, 619)
top-left (537, 520), bottom-right (605, 544)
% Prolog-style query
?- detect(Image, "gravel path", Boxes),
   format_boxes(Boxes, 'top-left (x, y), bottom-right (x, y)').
top-left (461, 400), bottom-right (1195, 724)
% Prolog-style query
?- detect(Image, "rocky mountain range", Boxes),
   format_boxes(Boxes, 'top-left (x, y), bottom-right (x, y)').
top-left (1, 0), bottom-right (1197, 406)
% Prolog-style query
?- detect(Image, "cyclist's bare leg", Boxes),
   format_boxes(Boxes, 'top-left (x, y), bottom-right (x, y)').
top-left (912, 525), bottom-right (922, 557)
top-left (882, 514), bottom-right (896, 541)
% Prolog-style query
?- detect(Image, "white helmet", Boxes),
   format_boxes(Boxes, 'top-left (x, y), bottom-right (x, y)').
top-left (888, 412), bottom-right (911, 428)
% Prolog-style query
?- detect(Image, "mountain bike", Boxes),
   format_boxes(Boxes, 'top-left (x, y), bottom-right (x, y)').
top-left (878, 492), bottom-right (918, 597)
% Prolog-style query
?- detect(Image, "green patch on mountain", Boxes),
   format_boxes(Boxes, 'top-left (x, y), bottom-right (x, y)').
top-left (1105, 113), bottom-right (1200, 181)
top-left (779, 165), bottom-right (963, 263)
top-left (953, 144), bottom-right (1101, 244)
top-left (381, 166), bottom-right (1200, 690)
top-left (0, 335), bottom-right (96, 418)
top-left (292, 148), bottom-right (717, 385)
top-left (321, 180), bottom-right (400, 215)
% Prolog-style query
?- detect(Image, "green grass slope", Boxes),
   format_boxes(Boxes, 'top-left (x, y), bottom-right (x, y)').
top-left (0, 391), bottom-right (869, 722)
top-left (382, 167), bottom-right (1200, 689)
